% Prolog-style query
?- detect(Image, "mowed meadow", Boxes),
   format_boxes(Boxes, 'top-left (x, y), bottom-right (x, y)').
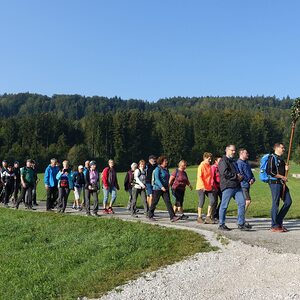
top-left (35, 162), bottom-right (300, 219)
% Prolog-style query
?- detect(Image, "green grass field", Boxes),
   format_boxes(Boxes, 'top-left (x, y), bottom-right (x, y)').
top-left (36, 163), bottom-right (300, 218)
top-left (0, 209), bottom-right (214, 300)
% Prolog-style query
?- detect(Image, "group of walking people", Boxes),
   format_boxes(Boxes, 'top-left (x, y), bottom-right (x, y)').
top-left (124, 142), bottom-right (292, 231)
top-left (0, 159), bottom-right (38, 209)
top-left (44, 158), bottom-right (119, 216)
top-left (0, 141), bottom-right (292, 231)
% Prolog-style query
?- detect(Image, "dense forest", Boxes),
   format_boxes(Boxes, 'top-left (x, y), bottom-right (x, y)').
top-left (0, 93), bottom-right (298, 171)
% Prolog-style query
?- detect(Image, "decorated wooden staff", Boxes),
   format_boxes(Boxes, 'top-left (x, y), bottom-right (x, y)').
top-left (282, 98), bottom-right (300, 198)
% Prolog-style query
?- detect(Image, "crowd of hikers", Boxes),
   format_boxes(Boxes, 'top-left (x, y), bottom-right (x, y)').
top-left (0, 142), bottom-right (292, 232)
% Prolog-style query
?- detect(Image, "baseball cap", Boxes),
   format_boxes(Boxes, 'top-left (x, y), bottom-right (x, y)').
top-left (90, 160), bottom-right (96, 166)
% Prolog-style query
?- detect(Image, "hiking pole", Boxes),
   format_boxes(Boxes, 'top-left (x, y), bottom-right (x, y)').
top-left (282, 98), bottom-right (300, 199)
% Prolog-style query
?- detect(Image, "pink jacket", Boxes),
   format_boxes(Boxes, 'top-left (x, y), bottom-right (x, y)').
top-left (211, 163), bottom-right (220, 190)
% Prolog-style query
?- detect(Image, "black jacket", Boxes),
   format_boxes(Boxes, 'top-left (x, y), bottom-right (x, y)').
top-left (218, 155), bottom-right (240, 191)
top-left (145, 163), bottom-right (157, 184)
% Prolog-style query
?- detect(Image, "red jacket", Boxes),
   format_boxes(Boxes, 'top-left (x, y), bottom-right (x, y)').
top-left (102, 167), bottom-right (119, 189)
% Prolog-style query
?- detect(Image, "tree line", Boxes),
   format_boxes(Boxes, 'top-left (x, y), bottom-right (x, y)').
top-left (0, 93), bottom-right (298, 171)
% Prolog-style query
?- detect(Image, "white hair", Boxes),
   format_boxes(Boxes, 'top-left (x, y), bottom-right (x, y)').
top-left (131, 162), bottom-right (138, 169)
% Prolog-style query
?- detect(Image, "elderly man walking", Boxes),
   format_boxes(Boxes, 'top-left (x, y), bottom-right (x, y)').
top-left (44, 158), bottom-right (59, 211)
top-left (218, 145), bottom-right (252, 231)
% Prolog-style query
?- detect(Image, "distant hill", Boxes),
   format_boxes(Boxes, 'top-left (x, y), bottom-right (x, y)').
top-left (0, 93), bottom-right (293, 118)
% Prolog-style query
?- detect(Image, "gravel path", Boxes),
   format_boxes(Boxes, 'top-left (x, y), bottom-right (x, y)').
top-left (98, 231), bottom-right (300, 300)
top-left (96, 210), bottom-right (300, 300)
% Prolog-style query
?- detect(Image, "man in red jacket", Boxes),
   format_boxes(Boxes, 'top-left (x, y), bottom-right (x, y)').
top-left (102, 159), bottom-right (120, 214)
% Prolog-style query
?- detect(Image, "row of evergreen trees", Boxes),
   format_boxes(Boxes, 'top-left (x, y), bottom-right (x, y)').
top-left (0, 93), bottom-right (297, 171)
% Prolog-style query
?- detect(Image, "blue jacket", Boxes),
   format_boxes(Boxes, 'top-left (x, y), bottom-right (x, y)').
top-left (44, 165), bottom-right (59, 188)
top-left (237, 159), bottom-right (255, 189)
top-left (56, 170), bottom-right (74, 189)
top-left (153, 166), bottom-right (170, 190)
top-left (73, 171), bottom-right (86, 188)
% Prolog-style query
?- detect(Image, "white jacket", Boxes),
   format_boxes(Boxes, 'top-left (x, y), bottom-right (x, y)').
top-left (133, 168), bottom-right (146, 189)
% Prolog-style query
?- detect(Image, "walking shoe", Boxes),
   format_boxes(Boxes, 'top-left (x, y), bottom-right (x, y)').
top-left (171, 216), bottom-right (181, 223)
top-left (244, 222), bottom-right (252, 229)
top-left (108, 207), bottom-right (114, 214)
top-left (204, 216), bottom-right (215, 224)
top-left (218, 224), bottom-right (231, 231)
top-left (86, 212), bottom-right (91, 216)
top-left (280, 226), bottom-right (288, 232)
top-left (148, 217), bottom-right (156, 222)
top-left (102, 209), bottom-right (109, 214)
top-left (238, 224), bottom-right (251, 231)
top-left (197, 217), bottom-right (203, 224)
top-left (270, 227), bottom-right (284, 233)
top-left (91, 212), bottom-right (99, 217)
top-left (131, 214), bottom-right (138, 218)
top-left (180, 214), bottom-right (189, 220)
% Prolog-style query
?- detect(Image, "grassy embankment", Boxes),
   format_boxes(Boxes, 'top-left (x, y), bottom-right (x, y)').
top-left (0, 209), bottom-right (215, 299)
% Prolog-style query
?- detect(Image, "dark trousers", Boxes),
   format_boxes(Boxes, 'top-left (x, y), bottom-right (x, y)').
top-left (131, 188), bottom-right (148, 214)
top-left (148, 190), bottom-right (175, 220)
top-left (16, 185), bottom-right (33, 208)
top-left (85, 189), bottom-right (99, 213)
top-left (57, 187), bottom-right (70, 212)
top-left (127, 189), bottom-right (133, 210)
top-left (172, 189), bottom-right (185, 207)
top-left (13, 182), bottom-right (21, 202)
top-left (4, 184), bottom-right (14, 204)
top-left (269, 183), bottom-right (292, 228)
top-left (46, 187), bottom-right (58, 210)
top-left (212, 189), bottom-right (222, 219)
top-left (0, 186), bottom-right (4, 203)
top-left (32, 183), bottom-right (37, 205)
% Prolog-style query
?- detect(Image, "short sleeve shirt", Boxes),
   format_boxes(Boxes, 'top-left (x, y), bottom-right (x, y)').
top-left (21, 167), bottom-right (35, 185)
top-left (171, 169), bottom-right (189, 190)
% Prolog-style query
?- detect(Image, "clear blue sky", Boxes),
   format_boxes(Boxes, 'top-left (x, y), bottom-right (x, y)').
top-left (0, 0), bottom-right (299, 101)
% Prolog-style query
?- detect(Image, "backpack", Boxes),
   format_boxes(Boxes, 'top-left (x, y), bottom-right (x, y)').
top-left (259, 154), bottom-right (278, 183)
top-left (60, 179), bottom-right (69, 188)
top-left (131, 169), bottom-right (141, 187)
top-left (171, 168), bottom-right (180, 200)
top-left (171, 169), bottom-right (179, 188)
top-left (151, 167), bottom-right (160, 186)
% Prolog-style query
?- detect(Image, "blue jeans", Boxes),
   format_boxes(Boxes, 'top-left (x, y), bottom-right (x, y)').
top-left (269, 183), bottom-right (292, 228)
top-left (103, 187), bottom-right (117, 206)
top-left (219, 187), bottom-right (245, 226)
